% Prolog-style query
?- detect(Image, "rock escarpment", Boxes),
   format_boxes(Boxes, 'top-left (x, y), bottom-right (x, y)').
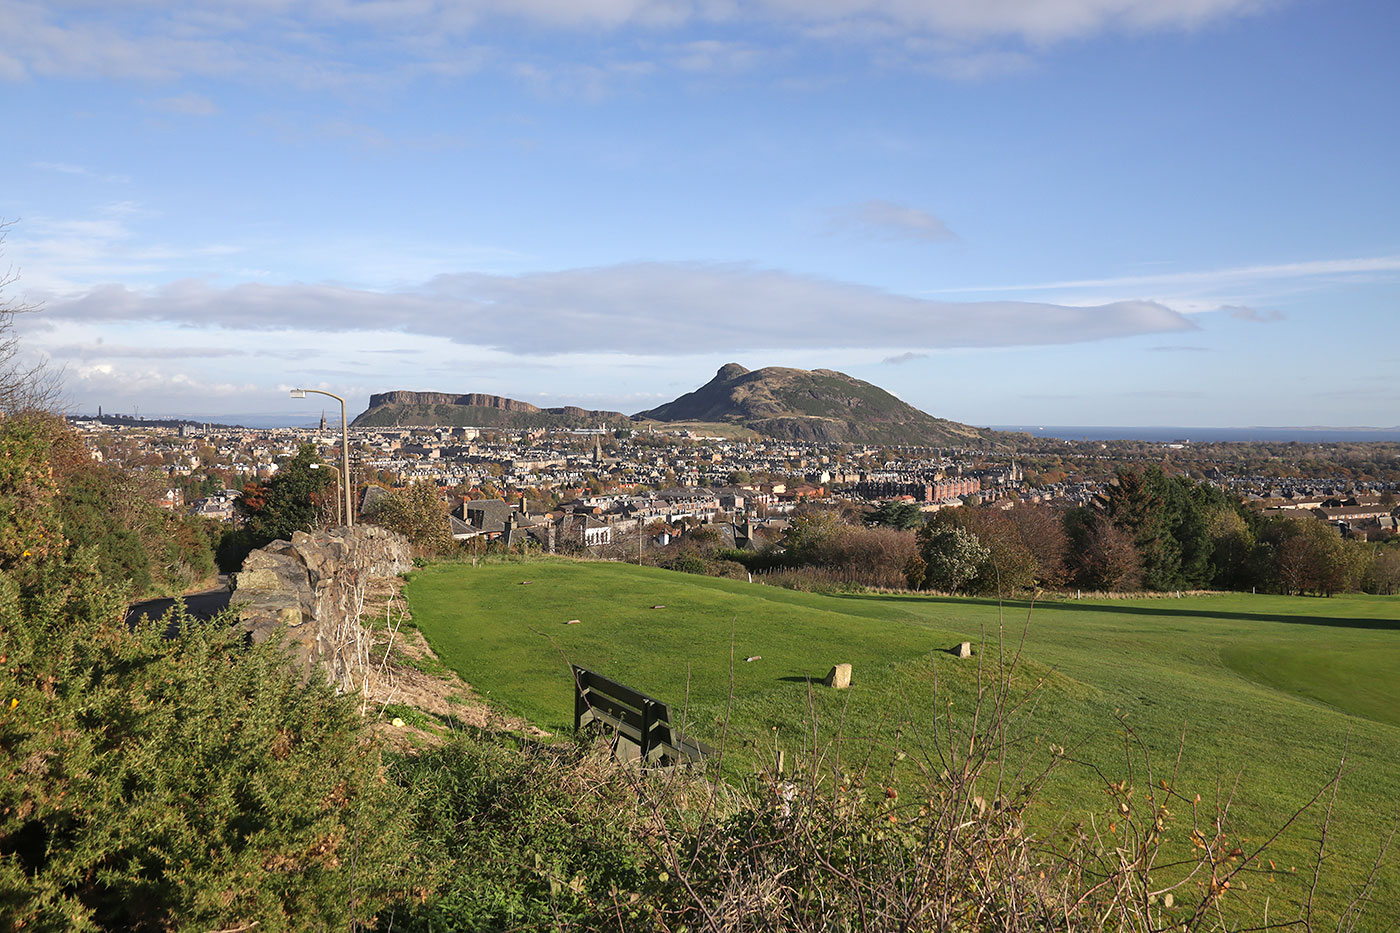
top-left (232, 525), bottom-right (412, 681)
top-left (366, 391), bottom-right (544, 412)
top-left (352, 391), bottom-right (630, 429)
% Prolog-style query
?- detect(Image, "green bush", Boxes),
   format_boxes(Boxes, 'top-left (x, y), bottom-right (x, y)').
top-left (0, 563), bottom-right (412, 931)
top-left (1, 412), bottom-right (220, 597)
top-left (381, 735), bottom-right (659, 931)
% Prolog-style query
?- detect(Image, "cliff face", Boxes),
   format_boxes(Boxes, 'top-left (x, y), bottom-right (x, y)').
top-left (365, 391), bottom-right (542, 413)
top-left (637, 364), bottom-right (1001, 446)
top-left (352, 391), bottom-right (629, 428)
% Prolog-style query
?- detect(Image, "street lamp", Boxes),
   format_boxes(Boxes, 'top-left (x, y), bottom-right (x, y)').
top-left (290, 388), bottom-right (354, 528)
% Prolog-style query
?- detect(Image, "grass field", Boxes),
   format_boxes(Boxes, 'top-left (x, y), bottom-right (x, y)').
top-left (406, 558), bottom-right (1400, 927)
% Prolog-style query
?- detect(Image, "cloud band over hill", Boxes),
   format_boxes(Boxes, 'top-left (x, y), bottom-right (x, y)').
top-left (40, 261), bottom-right (1194, 355)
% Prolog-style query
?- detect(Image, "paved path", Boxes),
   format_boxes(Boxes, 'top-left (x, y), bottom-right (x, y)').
top-left (126, 576), bottom-right (233, 630)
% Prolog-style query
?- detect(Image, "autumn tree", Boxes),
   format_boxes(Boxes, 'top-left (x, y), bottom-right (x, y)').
top-left (1204, 503), bottom-right (1256, 590)
top-left (911, 521), bottom-right (989, 594)
top-left (363, 482), bottom-right (453, 555)
top-left (1005, 502), bottom-right (1070, 587)
top-left (923, 508), bottom-right (1037, 595)
top-left (1065, 508), bottom-right (1143, 592)
top-left (782, 508), bottom-right (848, 566)
top-left (236, 445), bottom-right (336, 548)
top-left (1264, 517), bottom-right (1358, 596)
top-left (1363, 546), bottom-right (1400, 595)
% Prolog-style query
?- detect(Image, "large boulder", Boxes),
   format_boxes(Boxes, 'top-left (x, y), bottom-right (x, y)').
top-left (823, 663), bottom-right (852, 689)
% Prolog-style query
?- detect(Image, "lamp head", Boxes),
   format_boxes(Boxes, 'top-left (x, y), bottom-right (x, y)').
top-left (289, 389), bottom-right (307, 399)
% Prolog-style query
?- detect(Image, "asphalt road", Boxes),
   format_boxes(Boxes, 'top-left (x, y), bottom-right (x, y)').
top-left (126, 575), bottom-right (233, 630)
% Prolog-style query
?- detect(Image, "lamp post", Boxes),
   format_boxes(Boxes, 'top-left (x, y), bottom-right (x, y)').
top-left (290, 388), bottom-right (354, 527)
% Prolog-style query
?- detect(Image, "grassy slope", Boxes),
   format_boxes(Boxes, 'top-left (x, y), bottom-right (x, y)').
top-left (407, 560), bottom-right (1400, 925)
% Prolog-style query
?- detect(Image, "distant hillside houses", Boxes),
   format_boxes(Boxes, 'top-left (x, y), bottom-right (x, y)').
top-left (853, 474), bottom-right (982, 504)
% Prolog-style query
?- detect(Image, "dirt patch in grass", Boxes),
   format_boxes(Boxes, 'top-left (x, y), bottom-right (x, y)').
top-left (357, 575), bottom-right (549, 750)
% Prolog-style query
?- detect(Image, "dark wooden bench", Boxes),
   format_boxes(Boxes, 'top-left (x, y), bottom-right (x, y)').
top-left (572, 665), bottom-right (712, 767)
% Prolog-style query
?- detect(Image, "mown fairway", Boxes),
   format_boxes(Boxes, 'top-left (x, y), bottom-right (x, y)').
top-left (407, 559), bottom-right (1400, 926)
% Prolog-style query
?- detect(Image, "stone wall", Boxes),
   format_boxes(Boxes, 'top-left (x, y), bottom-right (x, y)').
top-left (232, 525), bottom-right (412, 679)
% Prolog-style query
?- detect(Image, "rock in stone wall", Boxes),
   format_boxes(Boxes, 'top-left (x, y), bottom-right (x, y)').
top-left (232, 525), bottom-right (412, 678)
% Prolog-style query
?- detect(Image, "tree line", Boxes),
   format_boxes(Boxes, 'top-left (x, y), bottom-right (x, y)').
top-left (685, 466), bottom-right (1400, 597)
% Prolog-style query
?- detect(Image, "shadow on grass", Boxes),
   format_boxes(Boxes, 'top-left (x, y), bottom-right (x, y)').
top-left (836, 593), bottom-right (1400, 632)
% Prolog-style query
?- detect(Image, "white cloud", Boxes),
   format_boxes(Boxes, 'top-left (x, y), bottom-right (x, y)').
top-left (832, 199), bottom-right (957, 242)
top-left (0, 0), bottom-right (1274, 85)
top-left (38, 261), bottom-right (1195, 354)
top-left (66, 361), bottom-right (259, 399)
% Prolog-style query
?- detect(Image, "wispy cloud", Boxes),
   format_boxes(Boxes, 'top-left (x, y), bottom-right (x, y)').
top-left (510, 58), bottom-right (657, 102)
top-left (1148, 345), bottom-right (1209, 352)
top-left (40, 261), bottom-right (1196, 355)
top-left (145, 91), bottom-right (218, 116)
top-left (1125, 389), bottom-right (1207, 399)
top-left (1227, 305), bottom-right (1285, 323)
top-left (882, 351), bottom-right (929, 364)
top-left (0, 0), bottom-right (1273, 86)
top-left (31, 161), bottom-right (130, 183)
top-left (924, 49), bottom-right (1035, 81)
top-left (940, 255), bottom-right (1400, 295)
top-left (46, 343), bottom-right (245, 360)
top-left (831, 199), bottom-right (957, 243)
top-left (12, 206), bottom-right (243, 292)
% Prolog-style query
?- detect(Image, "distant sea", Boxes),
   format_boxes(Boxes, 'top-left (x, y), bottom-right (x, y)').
top-left (989, 425), bottom-right (1400, 443)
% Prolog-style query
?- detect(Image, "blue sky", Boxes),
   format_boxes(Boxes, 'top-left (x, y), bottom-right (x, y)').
top-left (3, 0), bottom-right (1398, 427)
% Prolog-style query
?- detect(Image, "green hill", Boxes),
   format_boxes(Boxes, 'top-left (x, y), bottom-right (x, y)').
top-left (406, 559), bottom-right (1400, 925)
top-left (637, 363), bottom-right (1007, 445)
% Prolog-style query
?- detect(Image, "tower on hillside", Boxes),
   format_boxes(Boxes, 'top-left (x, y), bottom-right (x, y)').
top-left (320, 410), bottom-right (328, 431)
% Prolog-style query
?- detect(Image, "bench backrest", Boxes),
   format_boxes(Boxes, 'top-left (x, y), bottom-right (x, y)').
top-left (572, 665), bottom-right (706, 765)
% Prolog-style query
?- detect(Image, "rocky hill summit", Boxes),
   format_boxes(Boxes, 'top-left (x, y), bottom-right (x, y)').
top-left (637, 363), bottom-right (1002, 445)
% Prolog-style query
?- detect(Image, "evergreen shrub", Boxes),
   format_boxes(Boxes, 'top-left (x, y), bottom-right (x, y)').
top-left (0, 564), bottom-right (411, 931)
